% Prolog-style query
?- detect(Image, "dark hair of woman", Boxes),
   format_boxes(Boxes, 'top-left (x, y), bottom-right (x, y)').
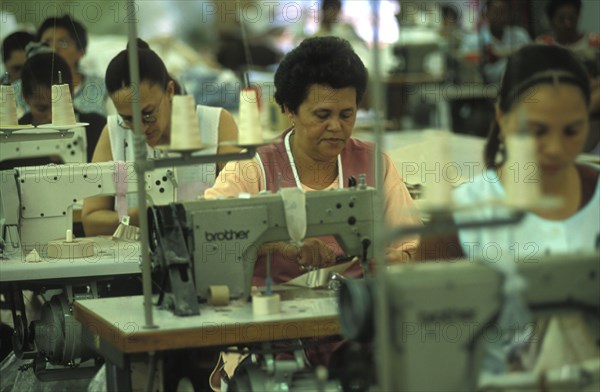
top-left (36, 14), bottom-right (88, 52)
top-left (21, 52), bottom-right (73, 98)
top-left (273, 36), bottom-right (367, 114)
top-left (2, 31), bottom-right (35, 63)
top-left (105, 38), bottom-right (182, 95)
top-left (484, 44), bottom-right (590, 168)
top-left (546, 0), bottom-right (582, 20)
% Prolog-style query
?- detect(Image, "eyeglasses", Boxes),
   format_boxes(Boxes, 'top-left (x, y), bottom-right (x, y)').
top-left (42, 38), bottom-right (72, 50)
top-left (117, 95), bottom-right (165, 130)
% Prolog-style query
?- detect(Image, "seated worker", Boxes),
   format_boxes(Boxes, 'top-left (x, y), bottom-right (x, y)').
top-left (17, 52), bottom-right (106, 160)
top-left (206, 35), bottom-right (422, 380)
top-left (462, 0), bottom-right (531, 84)
top-left (81, 39), bottom-right (239, 237)
top-left (205, 36), bottom-right (421, 377)
top-left (415, 45), bottom-right (599, 373)
top-left (206, 36), bottom-right (421, 285)
top-left (1, 31), bottom-right (34, 83)
top-left (0, 50), bottom-right (106, 170)
top-left (536, 0), bottom-right (600, 117)
top-left (314, 0), bottom-right (366, 46)
top-left (15, 14), bottom-right (109, 116)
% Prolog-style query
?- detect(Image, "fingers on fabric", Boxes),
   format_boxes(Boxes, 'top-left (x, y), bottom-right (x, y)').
top-left (298, 238), bottom-right (336, 268)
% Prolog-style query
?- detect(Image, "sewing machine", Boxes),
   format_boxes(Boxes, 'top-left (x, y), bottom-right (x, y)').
top-left (339, 252), bottom-right (600, 391)
top-left (0, 127), bottom-right (86, 166)
top-left (0, 161), bottom-right (179, 381)
top-left (148, 186), bottom-right (376, 316)
top-left (0, 161), bottom-right (177, 255)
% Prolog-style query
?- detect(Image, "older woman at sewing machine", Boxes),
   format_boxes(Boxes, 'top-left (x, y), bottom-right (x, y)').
top-left (81, 39), bottom-right (239, 237)
top-left (206, 36), bottom-right (421, 286)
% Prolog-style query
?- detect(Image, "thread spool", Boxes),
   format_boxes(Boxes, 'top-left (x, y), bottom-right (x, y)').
top-left (208, 285), bottom-right (230, 306)
top-left (51, 84), bottom-right (77, 125)
top-left (422, 130), bottom-right (453, 209)
top-left (170, 95), bottom-right (202, 150)
top-left (504, 134), bottom-right (541, 209)
top-left (238, 88), bottom-right (263, 144)
top-left (0, 84), bottom-right (19, 126)
top-left (252, 293), bottom-right (281, 316)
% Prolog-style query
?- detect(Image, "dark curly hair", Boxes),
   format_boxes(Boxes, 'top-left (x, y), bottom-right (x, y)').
top-left (37, 15), bottom-right (88, 53)
top-left (484, 44), bottom-right (590, 168)
top-left (274, 36), bottom-right (367, 114)
top-left (546, 0), bottom-right (582, 20)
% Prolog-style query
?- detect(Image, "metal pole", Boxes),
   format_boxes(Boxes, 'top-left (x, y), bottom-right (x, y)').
top-left (370, 0), bottom-right (391, 390)
top-left (126, 0), bottom-right (156, 329)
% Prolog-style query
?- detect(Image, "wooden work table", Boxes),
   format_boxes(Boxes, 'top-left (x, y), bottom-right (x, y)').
top-left (73, 287), bottom-right (340, 354)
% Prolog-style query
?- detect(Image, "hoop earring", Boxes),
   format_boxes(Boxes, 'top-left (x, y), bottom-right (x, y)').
top-left (495, 140), bottom-right (506, 166)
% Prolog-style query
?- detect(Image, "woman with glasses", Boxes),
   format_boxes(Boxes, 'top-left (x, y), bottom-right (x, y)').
top-left (81, 40), bottom-right (239, 237)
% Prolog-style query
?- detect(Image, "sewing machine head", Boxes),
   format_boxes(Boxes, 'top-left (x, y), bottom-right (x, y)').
top-left (149, 187), bottom-right (376, 306)
top-left (339, 252), bottom-right (600, 391)
top-left (0, 162), bottom-right (178, 256)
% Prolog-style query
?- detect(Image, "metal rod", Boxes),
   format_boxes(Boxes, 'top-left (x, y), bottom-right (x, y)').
top-left (126, 0), bottom-right (155, 329)
top-left (387, 212), bottom-right (526, 243)
top-left (146, 148), bottom-right (256, 171)
top-left (369, 0), bottom-right (392, 390)
top-left (238, 0), bottom-right (253, 89)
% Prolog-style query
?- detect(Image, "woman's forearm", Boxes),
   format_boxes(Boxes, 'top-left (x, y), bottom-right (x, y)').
top-left (258, 241), bottom-right (297, 259)
top-left (82, 208), bottom-right (139, 237)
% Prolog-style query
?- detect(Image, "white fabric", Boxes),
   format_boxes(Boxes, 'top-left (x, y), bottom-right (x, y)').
top-left (453, 166), bottom-right (600, 375)
top-left (108, 104), bottom-right (221, 208)
top-left (453, 168), bottom-right (600, 259)
top-left (280, 187), bottom-right (306, 246)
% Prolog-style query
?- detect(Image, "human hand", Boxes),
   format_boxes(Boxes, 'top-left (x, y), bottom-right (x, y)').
top-left (385, 247), bottom-right (412, 264)
top-left (295, 238), bottom-right (336, 270)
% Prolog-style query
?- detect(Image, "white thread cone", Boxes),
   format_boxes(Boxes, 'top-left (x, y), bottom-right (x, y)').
top-left (504, 110), bottom-right (541, 209)
top-left (504, 134), bottom-right (541, 209)
top-left (52, 84), bottom-right (77, 125)
top-left (238, 88), bottom-right (263, 144)
top-left (422, 130), bottom-right (453, 209)
top-left (0, 85), bottom-right (19, 126)
top-left (170, 95), bottom-right (202, 150)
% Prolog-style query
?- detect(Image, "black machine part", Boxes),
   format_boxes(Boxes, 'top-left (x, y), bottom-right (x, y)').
top-left (148, 204), bottom-right (200, 316)
top-left (31, 295), bottom-right (93, 366)
top-left (338, 278), bottom-right (374, 343)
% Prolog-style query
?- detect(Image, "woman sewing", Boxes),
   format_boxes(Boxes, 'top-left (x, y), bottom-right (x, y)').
top-left (206, 36), bottom-right (421, 285)
top-left (415, 44), bottom-right (599, 375)
top-left (82, 40), bottom-right (239, 237)
top-left (417, 44), bottom-right (598, 261)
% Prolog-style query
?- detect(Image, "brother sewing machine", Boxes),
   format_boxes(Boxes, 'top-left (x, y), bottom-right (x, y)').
top-left (148, 184), bottom-right (376, 317)
top-left (339, 251), bottom-right (600, 391)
